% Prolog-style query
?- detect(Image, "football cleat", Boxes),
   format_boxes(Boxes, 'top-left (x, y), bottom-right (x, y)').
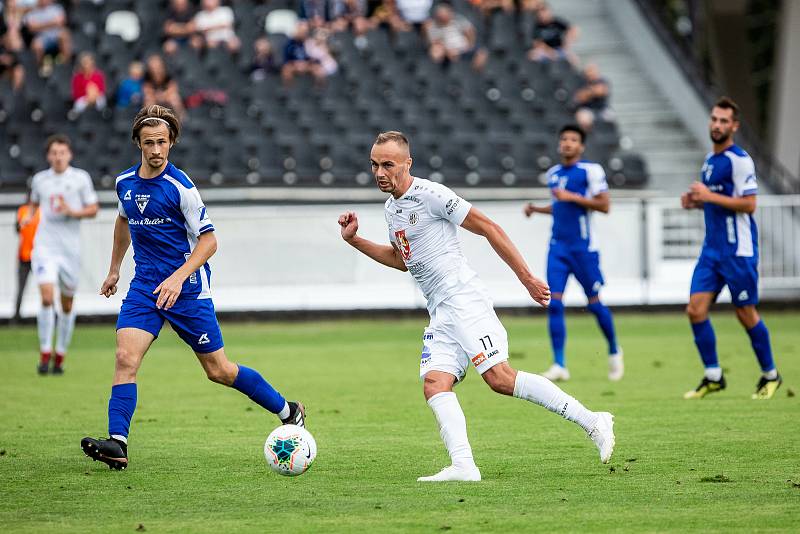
top-left (752, 374), bottom-right (782, 400)
top-left (608, 349), bottom-right (624, 381)
top-left (683, 375), bottom-right (726, 399)
top-left (81, 437), bottom-right (128, 470)
top-left (51, 365), bottom-right (64, 375)
top-left (281, 401), bottom-right (305, 428)
top-left (588, 412), bottom-right (615, 464)
top-left (541, 364), bottom-right (570, 382)
top-left (417, 464), bottom-right (481, 482)
top-left (37, 362), bottom-right (49, 375)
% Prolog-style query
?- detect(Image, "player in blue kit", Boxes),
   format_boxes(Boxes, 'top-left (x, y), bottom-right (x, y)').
top-left (681, 97), bottom-right (781, 400)
top-left (81, 105), bottom-right (305, 470)
top-left (524, 125), bottom-right (622, 382)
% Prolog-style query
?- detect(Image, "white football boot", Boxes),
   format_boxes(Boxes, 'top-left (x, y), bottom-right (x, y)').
top-left (608, 349), bottom-right (624, 381)
top-left (588, 412), bottom-right (615, 464)
top-left (541, 364), bottom-right (570, 382)
top-left (417, 464), bottom-right (482, 482)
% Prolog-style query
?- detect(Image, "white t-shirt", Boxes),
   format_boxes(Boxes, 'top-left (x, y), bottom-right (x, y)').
top-left (30, 166), bottom-right (98, 257)
top-left (385, 177), bottom-right (479, 312)
top-left (194, 6), bottom-right (235, 44)
top-left (396, 0), bottom-right (432, 23)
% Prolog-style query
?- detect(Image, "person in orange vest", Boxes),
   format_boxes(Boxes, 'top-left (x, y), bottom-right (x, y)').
top-left (14, 193), bottom-right (40, 322)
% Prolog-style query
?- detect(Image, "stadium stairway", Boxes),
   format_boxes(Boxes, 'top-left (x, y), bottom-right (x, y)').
top-left (553, 0), bottom-right (707, 193)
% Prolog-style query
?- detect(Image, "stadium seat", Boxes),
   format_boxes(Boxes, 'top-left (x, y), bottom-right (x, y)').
top-left (265, 9), bottom-right (298, 36)
top-left (105, 11), bottom-right (141, 43)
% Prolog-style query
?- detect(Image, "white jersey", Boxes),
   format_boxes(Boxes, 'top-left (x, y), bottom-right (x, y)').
top-left (30, 166), bottom-right (98, 257)
top-left (385, 177), bottom-right (478, 311)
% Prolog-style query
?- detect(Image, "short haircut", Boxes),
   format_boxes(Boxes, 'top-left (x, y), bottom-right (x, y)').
top-left (45, 134), bottom-right (71, 153)
top-left (374, 131), bottom-right (409, 150)
top-left (713, 96), bottom-right (740, 121)
top-left (131, 104), bottom-right (181, 145)
top-left (559, 124), bottom-right (586, 144)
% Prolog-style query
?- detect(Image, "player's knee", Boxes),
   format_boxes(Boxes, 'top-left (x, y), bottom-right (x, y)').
top-left (41, 295), bottom-right (54, 307)
top-left (482, 366), bottom-right (515, 395)
top-left (686, 302), bottom-right (706, 322)
top-left (206, 361), bottom-right (237, 386)
top-left (114, 347), bottom-right (138, 373)
top-left (422, 376), bottom-right (451, 399)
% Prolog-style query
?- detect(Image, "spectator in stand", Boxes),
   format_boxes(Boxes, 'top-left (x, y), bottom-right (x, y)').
top-left (162, 0), bottom-right (196, 56)
top-left (299, 0), bottom-right (331, 29)
top-left (305, 27), bottom-right (338, 81)
top-left (330, 0), bottom-right (371, 37)
top-left (425, 3), bottom-right (486, 70)
top-left (143, 54), bottom-right (184, 118)
top-left (1, 40), bottom-right (25, 93)
top-left (396, 0), bottom-right (432, 31)
top-left (573, 63), bottom-right (613, 132)
top-left (23, 0), bottom-right (71, 72)
top-left (2, 0), bottom-right (27, 52)
top-left (527, 2), bottom-right (576, 64)
top-left (370, 0), bottom-right (409, 34)
top-left (191, 0), bottom-right (240, 54)
top-left (13, 193), bottom-right (39, 323)
top-left (281, 21), bottom-right (325, 86)
top-left (115, 60), bottom-right (144, 108)
top-left (249, 36), bottom-right (279, 81)
top-left (71, 52), bottom-right (106, 113)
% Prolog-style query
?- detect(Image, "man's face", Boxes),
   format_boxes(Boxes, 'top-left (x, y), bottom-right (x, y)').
top-left (709, 106), bottom-right (738, 144)
top-left (47, 142), bottom-right (72, 173)
top-left (138, 124), bottom-right (172, 171)
top-left (558, 131), bottom-right (584, 160)
top-left (370, 141), bottom-right (412, 195)
top-left (435, 6), bottom-right (452, 24)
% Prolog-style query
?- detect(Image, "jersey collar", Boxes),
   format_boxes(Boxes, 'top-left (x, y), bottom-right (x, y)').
top-left (135, 161), bottom-right (172, 180)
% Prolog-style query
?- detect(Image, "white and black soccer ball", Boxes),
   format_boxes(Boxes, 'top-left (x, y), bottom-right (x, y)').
top-left (264, 424), bottom-right (317, 476)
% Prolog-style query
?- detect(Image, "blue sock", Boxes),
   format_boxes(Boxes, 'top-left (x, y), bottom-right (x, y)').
top-left (746, 320), bottom-right (775, 373)
top-left (108, 383), bottom-right (137, 440)
top-left (232, 365), bottom-right (287, 414)
top-left (587, 301), bottom-right (618, 354)
top-left (548, 299), bottom-right (566, 367)
top-left (691, 319), bottom-right (718, 369)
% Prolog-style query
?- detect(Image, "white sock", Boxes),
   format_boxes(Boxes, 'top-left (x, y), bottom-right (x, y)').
top-left (37, 305), bottom-right (55, 353)
top-left (704, 367), bottom-right (722, 381)
top-left (764, 369), bottom-right (778, 380)
top-left (277, 402), bottom-right (290, 420)
top-left (513, 371), bottom-right (598, 433)
top-left (111, 434), bottom-right (127, 444)
top-left (427, 392), bottom-right (475, 469)
top-left (55, 310), bottom-right (76, 355)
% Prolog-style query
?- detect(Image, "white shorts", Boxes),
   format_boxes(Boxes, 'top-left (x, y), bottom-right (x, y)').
top-left (31, 248), bottom-right (80, 296)
top-left (419, 289), bottom-right (509, 382)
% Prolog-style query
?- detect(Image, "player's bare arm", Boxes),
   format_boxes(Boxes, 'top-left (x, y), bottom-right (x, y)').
top-left (338, 211), bottom-right (408, 271)
top-left (523, 202), bottom-right (553, 217)
top-left (461, 207), bottom-right (551, 307)
top-left (689, 182), bottom-right (756, 213)
top-left (153, 231), bottom-right (218, 310)
top-left (101, 215), bottom-right (131, 298)
top-left (552, 189), bottom-right (610, 213)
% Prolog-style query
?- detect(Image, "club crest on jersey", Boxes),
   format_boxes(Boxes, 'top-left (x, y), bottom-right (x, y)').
top-left (135, 194), bottom-right (150, 214)
top-left (409, 212), bottom-right (418, 225)
top-left (702, 163), bottom-right (713, 182)
top-left (123, 190), bottom-right (131, 200)
top-left (394, 229), bottom-right (411, 260)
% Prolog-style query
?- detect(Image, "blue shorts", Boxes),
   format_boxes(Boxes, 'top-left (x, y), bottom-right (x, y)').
top-left (116, 288), bottom-right (224, 353)
top-left (690, 251), bottom-right (759, 307)
top-left (547, 244), bottom-right (604, 297)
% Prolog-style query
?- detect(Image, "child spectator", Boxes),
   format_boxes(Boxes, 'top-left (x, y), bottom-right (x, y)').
top-left (115, 60), bottom-right (144, 108)
top-left (250, 37), bottom-right (279, 81)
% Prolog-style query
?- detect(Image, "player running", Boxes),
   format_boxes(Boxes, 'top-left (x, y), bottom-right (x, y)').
top-left (338, 131), bottom-right (615, 482)
top-left (681, 97), bottom-right (781, 400)
top-left (523, 125), bottom-right (622, 382)
top-left (81, 105), bottom-right (305, 470)
top-left (30, 134), bottom-right (99, 375)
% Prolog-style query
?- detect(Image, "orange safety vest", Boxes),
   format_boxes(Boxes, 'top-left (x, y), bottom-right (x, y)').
top-left (17, 204), bottom-right (40, 262)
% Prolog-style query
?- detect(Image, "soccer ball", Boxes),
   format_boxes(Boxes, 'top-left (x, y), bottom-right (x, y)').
top-left (264, 424), bottom-right (317, 476)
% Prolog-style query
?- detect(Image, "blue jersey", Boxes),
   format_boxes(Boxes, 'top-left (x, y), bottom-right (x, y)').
top-left (115, 162), bottom-right (215, 300)
top-left (546, 161), bottom-right (608, 251)
top-left (699, 145), bottom-right (758, 257)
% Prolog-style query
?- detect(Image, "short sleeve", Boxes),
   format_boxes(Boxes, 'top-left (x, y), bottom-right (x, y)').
top-left (181, 186), bottom-right (214, 237)
top-left (731, 154), bottom-right (757, 197)
top-left (586, 164), bottom-right (608, 197)
top-left (80, 173), bottom-right (99, 205)
top-left (30, 174), bottom-right (41, 204)
top-left (427, 183), bottom-right (472, 226)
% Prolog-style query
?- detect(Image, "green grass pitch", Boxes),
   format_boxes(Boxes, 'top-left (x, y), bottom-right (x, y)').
top-left (1, 312), bottom-right (798, 532)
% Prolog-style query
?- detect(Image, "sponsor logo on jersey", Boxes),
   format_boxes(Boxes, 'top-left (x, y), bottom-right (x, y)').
top-left (409, 212), bottom-right (419, 225)
top-left (745, 174), bottom-right (756, 184)
top-left (135, 194), bottom-right (150, 214)
top-left (403, 195), bottom-right (419, 202)
top-left (420, 344), bottom-right (431, 366)
top-left (197, 333), bottom-right (210, 345)
top-left (394, 229), bottom-right (411, 260)
top-left (738, 290), bottom-right (749, 301)
top-left (123, 190), bottom-right (131, 200)
top-left (471, 352), bottom-right (487, 366)
top-left (445, 198), bottom-right (461, 216)
top-left (408, 262), bottom-right (426, 276)
top-left (396, 209), bottom-right (403, 214)
top-left (702, 163), bottom-right (713, 182)
top-left (128, 218), bottom-right (168, 226)
top-left (199, 206), bottom-right (209, 222)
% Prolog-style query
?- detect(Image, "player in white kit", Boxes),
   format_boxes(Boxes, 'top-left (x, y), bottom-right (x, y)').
top-left (30, 134), bottom-right (99, 374)
top-left (338, 132), bottom-right (615, 481)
